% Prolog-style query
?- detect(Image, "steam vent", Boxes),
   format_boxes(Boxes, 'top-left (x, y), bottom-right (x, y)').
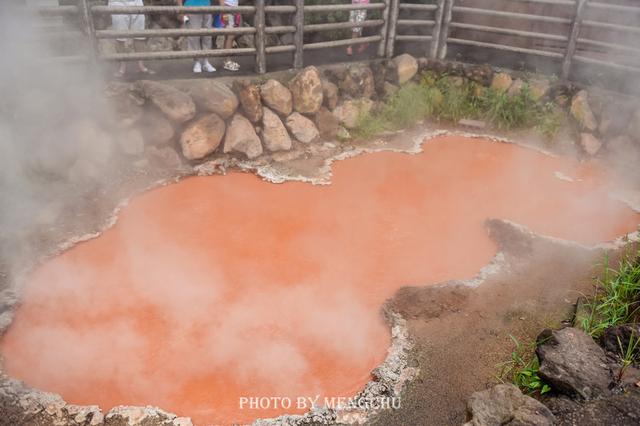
top-left (2, 1), bottom-right (640, 426)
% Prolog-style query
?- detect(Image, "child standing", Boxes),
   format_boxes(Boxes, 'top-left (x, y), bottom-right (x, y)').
top-left (347, 0), bottom-right (370, 56)
top-left (179, 0), bottom-right (217, 73)
top-left (108, 0), bottom-right (155, 77)
top-left (215, 0), bottom-right (241, 71)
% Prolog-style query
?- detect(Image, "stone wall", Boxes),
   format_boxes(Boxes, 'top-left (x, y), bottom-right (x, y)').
top-left (105, 54), bottom-right (640, 171)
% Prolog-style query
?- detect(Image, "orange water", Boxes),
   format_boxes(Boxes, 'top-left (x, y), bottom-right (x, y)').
top-left (2, 136), bottom-right (638, 425)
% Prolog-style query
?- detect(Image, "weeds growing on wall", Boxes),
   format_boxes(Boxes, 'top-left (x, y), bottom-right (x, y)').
top-left (354, 72), bottom-right (565, 139)
top-left (580, 248), bottom-right (640, 338)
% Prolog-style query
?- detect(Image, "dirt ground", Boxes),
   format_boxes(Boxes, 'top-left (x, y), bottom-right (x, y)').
top-left (372, 219), bottom-right (608, 426)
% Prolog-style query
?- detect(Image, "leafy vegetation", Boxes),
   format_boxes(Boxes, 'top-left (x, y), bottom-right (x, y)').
top-left (580, 249), bottom-right (640, 338)
top-left (617, 332), bottom-right (640, 381)
top-left (498, 335), bottom-right (551, 396)
top-left (353, 71), bottom-right (564, 140)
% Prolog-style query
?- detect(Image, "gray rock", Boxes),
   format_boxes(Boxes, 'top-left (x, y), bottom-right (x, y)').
top-left (507, 79), bottom-right (526, 97)
top-left (570, 90), bottom-right (598, 132)
top-left (224, 114), bottom-right (263, 159)
top-left (529, 78), bottom-right (551, 101)
top-left (465, 383), bottom-right (555, 426)
top-left (285, 112), bottom-right (320, 144)
top-left (338, 64), bottom-right (375, 99)
top-left (235, 81), bottom-right (263, 123)
top-left (261, 107), bottom-right (292, 152)
top-left (491, 73), bottom-right (513, 93)
top-left (260, 79), bottom-right (293, 116)
top-left (117, 128), bottom-right (145, 156)
top-left (580, 133), bottom-right (602, 156)
top-left (147, 146), bottom-right (182, 169)
top-left (167, 80), bottom-right (238, 120)
top-left (179, 113), bottom-right (226, 161)
top-left (332, 99), bottom-right (373, 129)
top-left (289, 66), bottom-right (324, 114)
top-left (601, 324), bottom-right (640, 358)
top-left (322, 79), bottom-right (339, 111)
top-left (315, 107), bottom-right (341, 140)
top-left (137, 110), bottom-right (175, 146)
top-left (392, 54), bottom-right (418, 85)
top-left (536, 327), bottom-right (613, 400)
top-left (550, 388), bottom-right (640, 426)
top-left (136, 80), bottom-right (196, 124)
top-left (105, 82), bottom-right (145, 128)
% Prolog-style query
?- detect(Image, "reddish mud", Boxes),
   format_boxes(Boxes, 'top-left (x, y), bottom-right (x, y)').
top-left (1, 136), bottom-right (638, 425)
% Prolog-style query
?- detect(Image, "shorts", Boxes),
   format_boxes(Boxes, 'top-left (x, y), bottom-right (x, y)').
top-left (350, 10), bottom-right (367, 35)
top-left (109, 0), bottom-right (145, 41)
top-left (214, 13), bottom-right (242, 29)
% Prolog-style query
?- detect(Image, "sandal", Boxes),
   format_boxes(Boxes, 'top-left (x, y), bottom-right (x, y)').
top-left (114, 69), bottom-right (125, 78)
top-left (346, 46), bottom-right (353, 56)
top-left (357, 43), bottom-right (369, 54)
top-left (139, 67), bottom-right (156, 75)
top-left (223, 60), bottom-right (240, 72)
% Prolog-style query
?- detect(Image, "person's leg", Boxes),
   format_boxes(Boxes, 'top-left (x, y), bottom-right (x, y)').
top-left (131, 13), bottom-right (154, 73)
top-left (223, 13), bottom-right (239, 71)
top-left (112, 13), bottom-right (128, 76)
top-left (201, 14), bottom-right (216, 72)
top-left (356, 10), bottom-right (368, 53)
top-left (187, 13), bottom-right (204, 72)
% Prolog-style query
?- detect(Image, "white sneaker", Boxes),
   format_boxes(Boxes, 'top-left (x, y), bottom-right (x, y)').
top-left (202, 60), bottom-right (216, 73)
top-left (193, 61), bottom-right (202, 73)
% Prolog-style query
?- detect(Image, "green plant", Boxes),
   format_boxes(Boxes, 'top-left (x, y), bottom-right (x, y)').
top-left (617, 332), bottom-right (640, 381)
top-left (481, 85), bottom-right (539, 130)
top-left (580, 250), bottom-right (640, 337)
top-left (498, 335), bottom-right (551, 395)
top-left (536, 102), bottom-right (564, 140)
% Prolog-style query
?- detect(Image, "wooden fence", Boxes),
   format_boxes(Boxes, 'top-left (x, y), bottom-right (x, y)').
top-left (29, 0), bottom-right (640, 81)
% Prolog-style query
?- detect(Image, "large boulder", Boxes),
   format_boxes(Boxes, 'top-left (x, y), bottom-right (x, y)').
top-left (104, 82), bottom-right (145, 128)
top-left (167, 79), bottom-right (239, 120)
top-left (392, 54), bottom-right (418, 85)
top-left (529, 78), bottom-right (551, 101)
top-left (137, 109), bottom-right (175, 146)
top-left (136, 80), bottom-right (196, 124)
top-left (580, 133), bottom-right (602, 156)
top-left (285, 112), bottom-right (320, 144)
top-left (289, 66), bottom-right (324, 114)
top-left (332, 99), bottom-right (373, 129)
top-left (260, 79), bottom-right (293, 116)
top-left (322, 80), bottom-right (339, 110)
top-left (117, 128), bottom-right (145, 156)
top-left (338, 64), bottom-right (375, 99)
top-left (491, 73), bottom-right (513, 93)
top-left (599, 102), bottom-right (632, 137)
top-left (546, 389), bottom-right (640, 426)
top-left (315, 107), bottom-right (341, 140)
top-left (536, 327), bottom-right (613, 400)
top-left (235, 81), bottom-right (263, 123)
top-left (223, 114), bottom-right (263, 159)
top-left (465, 384), bottom-right (555, 426)
top-left (179, 113), bottom-right (226, 161)
top-left (261, 107), bottom-right (292, 152)
top-left (601, 324), bottom-right (640, 357)
top-left (570, 90), bottom-right (598, 131)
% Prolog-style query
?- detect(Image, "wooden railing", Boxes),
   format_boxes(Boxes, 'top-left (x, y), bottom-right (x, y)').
top-left (29, 0), bottom-right (640, 80)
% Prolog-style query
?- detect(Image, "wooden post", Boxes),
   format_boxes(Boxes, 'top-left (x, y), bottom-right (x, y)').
top-left (437, 0), bottom-right (454, 60)
top-left (377, 0), bottom-right (391, 57)
top-left (293, 0), bottom-right (304, 69)
top-left (430, 0), bottom-right (446, 58)
top-left (562, 0), bottom-right (589, 80)
top-left (254, 0), bottom-right (266, 74)
top-left (78, 0), bottom-right (98, 64)
top-left (385, 0), bottom-right (400, 58)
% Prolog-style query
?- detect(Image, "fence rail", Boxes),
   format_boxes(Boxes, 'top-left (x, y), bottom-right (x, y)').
top-left (27, 0), bottom-right (640, 81)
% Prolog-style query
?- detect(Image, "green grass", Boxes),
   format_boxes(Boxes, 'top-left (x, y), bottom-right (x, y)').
top-left (353, 72), bottom-right (563, 139)
top-left (617, 332), bottom-right (640, 381)
top-left (498, 335), bottom-right (551, 396)
top-left (580, 249), bottom-right (640, 337)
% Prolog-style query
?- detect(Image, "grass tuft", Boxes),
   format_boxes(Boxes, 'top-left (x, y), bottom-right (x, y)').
top-left (580, 249), bottom-right (640, 337)
top-left (353, 72), bottom-right (563, 139)
top-left (498, 335), bottom-right (551, 395)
